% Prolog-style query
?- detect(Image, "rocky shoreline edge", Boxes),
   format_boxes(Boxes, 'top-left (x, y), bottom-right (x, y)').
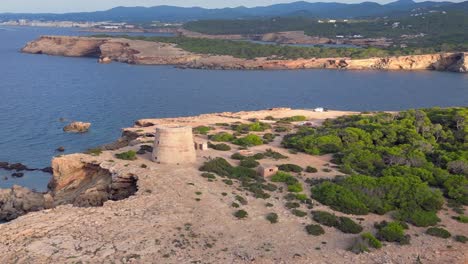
top-left (22, 35), bottom-right (468, 73)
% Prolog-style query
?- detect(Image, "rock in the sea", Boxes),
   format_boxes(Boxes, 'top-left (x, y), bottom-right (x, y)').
top-left (56, 146), bottom-right (65, 152)
top-left (63, 121), bottom-right (91, 133)
top-left (11, 172), bottom-right (24, 177)
top-left (0, 186), bottom-right (51, 221)
top-left (98, 56), bottom-right (112, 64)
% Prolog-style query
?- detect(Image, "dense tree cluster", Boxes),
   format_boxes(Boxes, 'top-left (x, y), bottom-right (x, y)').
top-left (282, 107), bottom-right (468, 225)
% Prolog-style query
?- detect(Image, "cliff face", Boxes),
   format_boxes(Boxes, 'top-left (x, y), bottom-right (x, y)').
top-left (22, 36), bottom-right (467, 73)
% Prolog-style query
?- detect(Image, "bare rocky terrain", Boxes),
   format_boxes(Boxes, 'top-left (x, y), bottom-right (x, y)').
top-left (0, 108), bottom-right (466, 263)
top-left (22, 36), bottom-right (468, 73)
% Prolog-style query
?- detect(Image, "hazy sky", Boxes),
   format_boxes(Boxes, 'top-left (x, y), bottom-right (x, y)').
top-left (0, 0), bottom-right (457, 13)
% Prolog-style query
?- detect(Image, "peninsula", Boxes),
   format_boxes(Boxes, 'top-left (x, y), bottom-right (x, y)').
top-left (22, 36), bottom-right (468, 73)
top-left (0, 107), bottom-right (467, 263)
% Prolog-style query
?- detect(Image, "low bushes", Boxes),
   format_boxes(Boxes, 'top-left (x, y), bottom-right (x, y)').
top-left (305, 224), bottom-right (325, 236)
top-left (306, 166), bottom-right (318, 173)
top-left (263, 133), bottom-right (276, 143)
top-left (193, 126), bottom-right (211, 135)
top-left (209, 142), bottom-right (231, 151)
top-left (312, 211), bottom-right (362, 234)
top-left (115, 150), bottom-right (137, 160)
top-left (361, 232), bottom-right (382, 249)
top-left (271, 171), bottom-right (303, 193)
top-left (232, 134), bottom-right (264, 147)
top-left (452, 215), bottom-right (468, 223)
top-left (210, 132), bottom-right (235, 142)
top-left (278, 164), bottom-right (303, 173)
top-left (292, 209), bottom-right (307, 217)
top-left (85, 147), bottom-right (103, 156)
top-left (263, 149), bottom-right (288, 160)
top-left (280, 116), bottom-right (307, 122)
top-left (266, 213), bottom-right (279, 223)
top-left (426, 227), bottom-right (451, 239)
top-left (349, 233), bottom-right (382, 254)
top-left (234, 210), bottom-right (248, 219)
top-left (240, 158), bottom-right (259, 168)
top-left (455, 235), bottom-right (467, 243)
top-left (337, 217), bottom-right (363, 234)
top-left (376, 221), bottom-right (409, 244)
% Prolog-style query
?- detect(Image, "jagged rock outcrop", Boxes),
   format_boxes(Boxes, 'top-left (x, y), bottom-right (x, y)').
top-left (50, 155), bottom-right (138, 207)
top-left (63, 121), bottom-right (91, 133)
top-left (0, 186), bottom-right (53, 221)
top-left (0, 155), bottom-right (138, 221)
top-left (22, 35), bottom-right (467, 73)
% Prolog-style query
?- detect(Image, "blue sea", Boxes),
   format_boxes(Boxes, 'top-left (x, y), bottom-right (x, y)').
top-left (0, 26), bottom-right (467, 191)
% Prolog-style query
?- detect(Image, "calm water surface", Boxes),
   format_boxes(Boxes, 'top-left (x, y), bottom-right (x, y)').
top-left (0, 26), bottom-right (467, 191)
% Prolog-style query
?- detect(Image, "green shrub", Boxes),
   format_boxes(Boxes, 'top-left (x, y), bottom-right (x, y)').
top-left (231, 202), bottom-right (240, 208)
top-left (231, 153), bottom-right (246, 160)
top-left (263, 133), bottom-right (276, 143)
top-left (361, 232), bottom-right (382, 249)
top-left (234, 210), bottom-right (248, 219)
top-left (295, 193), bottom-right (308, 201)
top-left (232, 134), bottom-right (264, 147)
top-left (193, 126), bottom-right (211, 135)
top-left (426, 227), bottom-right (451, 239)
top-left (235, 195), bottom-right (248, 205)
top-left (223, 179), bottom-right (233, 185)
top-left (263, 149), bottom-right (288, 160)
top-left (312, 211), bottom-right (339, 227)
top-left (85, 147), bottom-right (103, 156)
top-left (264, 116), bottom-right (275, 120)
top-left (281, 116), bottom-right (307, 122)
top-left (285, 202), bottom-right (300, 209)
top-left (452, 215), bottom-right (468, 223)
top-left (278, 164), bottom-right (303, 173)
top-left (210, 132), bottom-right (235, 142)
top-left (292, 209), bottom-right (307, 217)
top-left (199, 158), bottom-right (232, 176)
top-left (454, 235), bottom-right (467, 243)
top-left (232, 122), bottom-right (271, 132)
top-left (115, 150), bottom-right (137, 160)
top-left (376, 222), bottom-right (407, 243)
top-left (398, 209), bottom-right (440, 227)
top-left (306, 166), bottom-right (318, 173)
top-left (348, 238), bottom-right (370, 254)
top-left (252, 153), bottom-right (265, 160)
top-left (305, 224), bottom-right (325, 236)
top-left (201, 172), bottom-right (216, 179)
top-left (271, 171), bottom-right (293, 182)
top-left (287, 182), bottom-right (303, 193)
top-left (240, 158), bottom-right (260, 168)
top-left (266, 213), bottom-right (279, 223)
top-left (274, 126), bottom-right (289, 133)
top-left (337, 217), bottom-right (363, 234)
top-left (208, 142), bottom-right (231, 151)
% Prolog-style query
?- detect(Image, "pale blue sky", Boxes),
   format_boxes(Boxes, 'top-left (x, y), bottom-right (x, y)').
top-left (0, 0), bottom-right (456, 13)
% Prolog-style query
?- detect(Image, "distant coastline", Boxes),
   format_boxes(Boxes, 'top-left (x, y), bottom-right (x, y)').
top-left (22, 35), bottom-right (468, 73)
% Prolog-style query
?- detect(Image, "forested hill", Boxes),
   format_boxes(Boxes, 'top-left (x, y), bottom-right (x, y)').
top-left (0, 0), bottom-right (465, 22)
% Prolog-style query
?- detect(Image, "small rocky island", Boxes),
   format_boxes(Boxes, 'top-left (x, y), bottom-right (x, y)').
top-left (0, 107), bottom-right (466, 263)
top-left (22, 36), bottom-right (468, 72)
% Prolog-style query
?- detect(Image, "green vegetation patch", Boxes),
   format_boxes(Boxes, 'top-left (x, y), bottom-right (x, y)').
top-left (376, 221), bottom-right (410, 245)
top-left (305, 224), bottom-right (325, 236)
top-left (232, 134), bottom-right (264, 147)
top-left (234, 209), bottom-right (248, 219)
top-left (426, 227), bottom-right (451, 239)
top-left (208, 142), bottom-right (231, 151)
top-left (115, 150), bottom-right (137, 160)
top-left (266, 212), bottom-right (279, 223)
top-left (193, 126), bottom-right (212, 135)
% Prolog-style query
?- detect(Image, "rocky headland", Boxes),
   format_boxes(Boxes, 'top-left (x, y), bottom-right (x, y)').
top-left (0, 108), bottom-right (466, 263)
top-left (22, 35), bottom-right (468, 73)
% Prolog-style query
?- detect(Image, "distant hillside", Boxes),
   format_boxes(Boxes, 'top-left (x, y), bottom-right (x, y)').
top-left (0, 0), bottom-right (465, 22)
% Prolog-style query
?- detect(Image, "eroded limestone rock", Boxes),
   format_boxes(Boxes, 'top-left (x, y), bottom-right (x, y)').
top-left (63, 121), bottom-right (91, 133)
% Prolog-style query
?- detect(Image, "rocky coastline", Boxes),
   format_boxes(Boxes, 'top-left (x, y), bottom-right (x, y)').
top-left (22, 35), bottom-right (468, 73)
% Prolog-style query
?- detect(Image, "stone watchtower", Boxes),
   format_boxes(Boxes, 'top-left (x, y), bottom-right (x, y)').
top-left (152, 126), bottom-right (196, 164)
